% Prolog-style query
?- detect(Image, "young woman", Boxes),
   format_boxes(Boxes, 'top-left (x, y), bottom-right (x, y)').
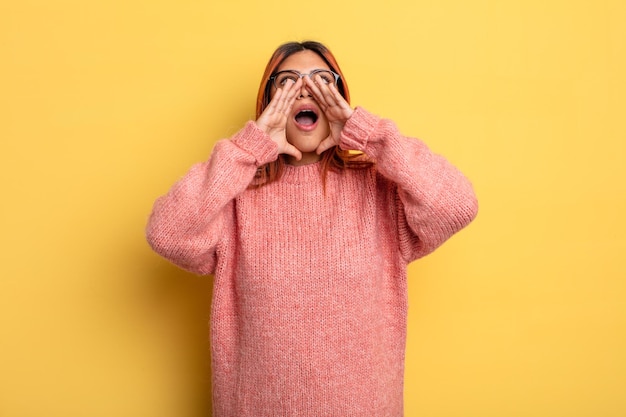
top-left (146, 41), bottom-right (478, 416)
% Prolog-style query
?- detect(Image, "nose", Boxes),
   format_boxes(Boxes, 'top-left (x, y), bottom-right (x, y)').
top-left (297, 78), bottom-right (311, 99)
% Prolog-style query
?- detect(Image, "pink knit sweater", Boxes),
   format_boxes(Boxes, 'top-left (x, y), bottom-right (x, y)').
top-left (146, 107), bottom-right (478, 416)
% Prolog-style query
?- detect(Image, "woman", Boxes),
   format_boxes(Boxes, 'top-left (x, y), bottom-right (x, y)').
top-left (146, 40), bottom-right (478, 416)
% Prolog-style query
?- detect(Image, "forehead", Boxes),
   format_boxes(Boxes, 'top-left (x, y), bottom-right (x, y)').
top-left (277, 50), bottom-right (330, 72)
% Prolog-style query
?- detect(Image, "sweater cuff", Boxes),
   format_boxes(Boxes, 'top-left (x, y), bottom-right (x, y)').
top-left (339, 107), bottom-right (381, 152)
top-left (231, 121), bottom-right (279, 166)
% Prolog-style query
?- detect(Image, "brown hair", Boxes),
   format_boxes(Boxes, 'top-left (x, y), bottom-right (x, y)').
top-left (253, 41), bottom-right (371, 187)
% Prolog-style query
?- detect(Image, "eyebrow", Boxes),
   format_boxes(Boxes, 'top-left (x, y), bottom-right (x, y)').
top-left (275, 69), bottom-right (330, 73)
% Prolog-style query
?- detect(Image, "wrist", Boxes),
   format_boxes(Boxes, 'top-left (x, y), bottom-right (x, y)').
top-left (339, 107), bottom-right (379, 152)
top-left (232, 121), bottom-right (279, 166)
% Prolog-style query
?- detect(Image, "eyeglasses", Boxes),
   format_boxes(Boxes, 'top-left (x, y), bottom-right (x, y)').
top-left (269, 69), bottom-right (340, 89)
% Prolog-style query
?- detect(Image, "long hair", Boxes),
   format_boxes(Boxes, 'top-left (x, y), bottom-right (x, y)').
top-left (252, 41), bottom-right (371, 187)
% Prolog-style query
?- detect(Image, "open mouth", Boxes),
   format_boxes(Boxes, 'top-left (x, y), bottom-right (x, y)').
top-left (294, 109), bottom-right (319, 127)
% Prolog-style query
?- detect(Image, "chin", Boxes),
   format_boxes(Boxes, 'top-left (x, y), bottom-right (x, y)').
top-left (287, 129), bottom-right (329, 153)
top-left (291, 141), bottom-right (321, 154)
top-left (286, 134), bottom-right (322, 152)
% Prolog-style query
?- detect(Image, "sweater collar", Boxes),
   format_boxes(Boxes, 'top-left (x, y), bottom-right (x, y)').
top-left (280, 160), bottom-right (324, 184)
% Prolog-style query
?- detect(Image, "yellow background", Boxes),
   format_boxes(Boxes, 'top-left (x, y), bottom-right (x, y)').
top-left (2, 0), bottom-right (625, 416)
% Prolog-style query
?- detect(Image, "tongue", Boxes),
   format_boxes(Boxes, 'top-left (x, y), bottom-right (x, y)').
top-left (295, 113), bottom-right (316, 126)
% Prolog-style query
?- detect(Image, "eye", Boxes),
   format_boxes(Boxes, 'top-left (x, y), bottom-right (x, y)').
top-left (276, 72), bottom-right (299, 87)
top-left (313, 70), bottom-right (334, 85)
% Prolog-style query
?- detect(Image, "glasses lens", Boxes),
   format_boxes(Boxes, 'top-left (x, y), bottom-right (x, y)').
top-left (311, 70), bottom-right (336, 85)
top-left (274, 71), bottom-right (299, 88)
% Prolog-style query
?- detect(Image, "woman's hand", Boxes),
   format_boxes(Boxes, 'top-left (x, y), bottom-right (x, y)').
top-left (304, 75), bottom-right (354, 155)
top-left (255, 78), bottom-right (303, 161)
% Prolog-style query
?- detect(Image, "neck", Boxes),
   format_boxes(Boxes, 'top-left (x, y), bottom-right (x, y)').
top-left (285, 152), bottom-right (322, 166)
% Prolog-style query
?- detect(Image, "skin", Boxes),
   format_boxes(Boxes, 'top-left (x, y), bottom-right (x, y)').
top-left (255, 50), bottom-right (355, 165)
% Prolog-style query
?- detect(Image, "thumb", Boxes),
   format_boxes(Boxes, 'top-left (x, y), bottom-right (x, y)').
top-left (316, 135), bottom-right (337, 155)
top-left (282, 142), bottom-right (302, 161)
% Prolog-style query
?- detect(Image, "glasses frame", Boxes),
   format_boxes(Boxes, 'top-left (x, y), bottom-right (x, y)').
top-left (269, 69), bottom-right (340, 89)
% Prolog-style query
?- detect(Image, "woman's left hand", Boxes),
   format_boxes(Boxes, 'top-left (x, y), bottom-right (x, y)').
top-left (304, 75), bottom-right (354, 154)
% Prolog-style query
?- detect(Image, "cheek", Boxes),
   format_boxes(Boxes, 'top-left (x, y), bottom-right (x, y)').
top-left (318, 115), bottom-right (331, 134)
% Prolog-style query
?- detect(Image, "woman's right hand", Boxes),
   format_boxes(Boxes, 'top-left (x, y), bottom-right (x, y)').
top-left (255, 78), bottom-right (303, 161)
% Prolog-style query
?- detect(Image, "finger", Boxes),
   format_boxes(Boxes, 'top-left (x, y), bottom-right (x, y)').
top-left (276, 78), bottom-right (301, 115)
top-left (257, 87), bottom-right (282, 130)
top-left (328, 82), bottom-right (349, 108)
top-left (283, 78), bottom-right (302, 113)
top-left (273, 80), bottom-right (293, 114)
top-left (264, 86), bottom-right (283, 114)
top-left (313, 74), bottom-right (338, 107)
top-left (303, 76), bottom-right (327, 106)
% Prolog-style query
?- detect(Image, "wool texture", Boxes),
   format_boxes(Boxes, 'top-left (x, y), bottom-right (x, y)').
top-left (146, 107), bottom-right (478, 416)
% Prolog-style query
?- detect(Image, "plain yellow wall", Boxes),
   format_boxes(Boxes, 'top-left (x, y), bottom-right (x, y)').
top-left (2, 1), bottom-right (625, 416)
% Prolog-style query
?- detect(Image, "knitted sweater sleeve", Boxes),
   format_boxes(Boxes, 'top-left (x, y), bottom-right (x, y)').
top-left (339, 107), bottom-right (479, 262)
top-left (146, 121), bottom-right (278, 275)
